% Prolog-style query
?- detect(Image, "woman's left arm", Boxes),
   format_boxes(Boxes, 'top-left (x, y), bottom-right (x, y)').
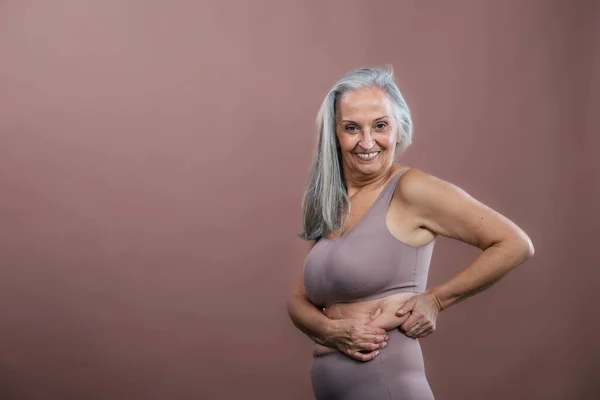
top-left (394, 168), bottom-right (535, 338)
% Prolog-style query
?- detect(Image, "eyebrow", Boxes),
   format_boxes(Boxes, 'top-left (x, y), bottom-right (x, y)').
top-left (341, 115), bottom-right (389, 123)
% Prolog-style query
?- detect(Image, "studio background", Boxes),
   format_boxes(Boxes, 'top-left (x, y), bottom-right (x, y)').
top-left (0, 1), bottom-right (598, 399)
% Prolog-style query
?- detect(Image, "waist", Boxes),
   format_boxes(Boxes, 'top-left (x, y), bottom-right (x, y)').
top-left (323, 292), bottom-right (421, 331)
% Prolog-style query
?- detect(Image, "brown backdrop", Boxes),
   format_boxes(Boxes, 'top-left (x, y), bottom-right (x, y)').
top-left (0, 1), bottom-right (598, 399)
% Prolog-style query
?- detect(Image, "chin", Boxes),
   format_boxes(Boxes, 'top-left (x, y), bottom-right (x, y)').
top-left (355, 162), bottom-right (384, 174)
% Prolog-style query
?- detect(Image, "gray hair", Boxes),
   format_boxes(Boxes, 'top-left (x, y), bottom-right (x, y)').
top-left (298, 67), bottom-right (413, 241)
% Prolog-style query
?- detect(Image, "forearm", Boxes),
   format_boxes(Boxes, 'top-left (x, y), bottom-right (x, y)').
top-left (426, 239), bottom-right (534, 311)
top-left (287, 294), bottom-right (332, 346)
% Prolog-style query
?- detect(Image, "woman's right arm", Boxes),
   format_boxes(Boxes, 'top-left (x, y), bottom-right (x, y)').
top-left (286, 240), bottom-right (388, 361)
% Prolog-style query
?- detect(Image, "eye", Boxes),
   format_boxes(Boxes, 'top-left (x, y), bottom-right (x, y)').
top-left (375, 122), bottom-right (388, 130)
top-left (345, 124), bottom-right (359, 133)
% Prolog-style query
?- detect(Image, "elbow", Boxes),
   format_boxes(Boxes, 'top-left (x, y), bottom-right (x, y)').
top-left (286, 295), bottom-right (305, 331)
top-left (286, 298), bottom-right (297, 328)
top-left (286, 294), bottom-right (301, 319)
top-left (286, 295), bottom-right (295, 317)
top-left (515, 233), bottom-right (535, 261)
top-left (524, 239), bottom-right (535, 259)
top-left (497, 229), bottom-right (534, 262)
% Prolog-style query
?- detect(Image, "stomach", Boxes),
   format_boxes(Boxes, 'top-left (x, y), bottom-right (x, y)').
top-left (324, 292), bottom-right (419, 331)
top-left (313, 292), bottom-right (419, 356)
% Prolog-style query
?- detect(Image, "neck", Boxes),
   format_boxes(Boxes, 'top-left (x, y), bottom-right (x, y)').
top-left (342, 165), bottom-right (396, 196)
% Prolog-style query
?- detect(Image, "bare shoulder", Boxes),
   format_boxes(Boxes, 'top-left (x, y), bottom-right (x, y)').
top-left (392, 167), bottom-right (531, 251)
top-left (392, 167), bottom-right (454, 207)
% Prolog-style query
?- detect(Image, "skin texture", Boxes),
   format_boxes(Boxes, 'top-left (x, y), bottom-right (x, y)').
top-left (311, 293), bottom-right (417, 356)
top-left (287, 86), bottom-right (535, 361)
top-left (335, 87), bottom-right (400, 195)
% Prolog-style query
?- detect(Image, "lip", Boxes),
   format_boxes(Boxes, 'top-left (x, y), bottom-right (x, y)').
top-left (354, 151), bottom-right (381, 162)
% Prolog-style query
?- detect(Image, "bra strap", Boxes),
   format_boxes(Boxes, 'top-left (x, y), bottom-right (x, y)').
top-left (372, 168), bottom-right (410, 217)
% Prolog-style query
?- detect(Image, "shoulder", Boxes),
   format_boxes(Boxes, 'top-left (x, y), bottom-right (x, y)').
top-left (393, 167), bottom-right (466, 214)
top-left (394, 166), bottom-right (446, 197)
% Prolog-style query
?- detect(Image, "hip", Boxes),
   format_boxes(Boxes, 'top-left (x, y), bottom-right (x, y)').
top-left (311, 329), bottom-right (433, 399)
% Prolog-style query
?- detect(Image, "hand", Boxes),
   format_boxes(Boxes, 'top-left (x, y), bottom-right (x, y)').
top-left (395, 293), bottom-right (442, 339)
top-left (323, 308), bottom-right (389, 362)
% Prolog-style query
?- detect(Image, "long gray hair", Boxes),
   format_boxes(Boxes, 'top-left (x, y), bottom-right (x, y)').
top-left (298, 67), bottom-right (413, 241)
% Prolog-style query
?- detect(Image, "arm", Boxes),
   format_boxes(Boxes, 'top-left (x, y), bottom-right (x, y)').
top-left (391, 168), bottom-right (535, 338)
top-left (287, 241), bottom-right (388, 360)
top-left (398, 168), bottom-right (535, 313)
top-left (286, 241), bottom-right (331, 347)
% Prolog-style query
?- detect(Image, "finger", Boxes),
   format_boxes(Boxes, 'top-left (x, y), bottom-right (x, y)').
top-left (369, 307), bottom-right (382, 321)
top-left (400, 313), bottom-right (422, 332)
top-left (416, 327), bottom-right (434, 338)
top-left (414, 326), bottom-right (434, 338)
top-left (405, 324), bottom-right (418, 337)
top-left (396, 312), bottom-right (411, 326)
top-left (408, 322), bottom-right (429, 337)
top-left (344, 335), bottom-right (385, 353)
top-left (358, 333), bottom-right (388, 344)
top-left (347, 348), bottom-right (379, 362)
top-left (369, 326), bottom-right (387, 335)
top-left (406, 319), bottom-right (430, 337)
top-left (396, 297), bottom-right (417, 316)
top-left (353, 323), bottom-right (386, 334)
top-left (357, 326), bottom-right (387, 337)
top-left (414, 320), bottom-right (432, 334)
top-left (358, 309), bottom-right (382, 325)
top-left (412, 319), bottom-right (430, 332)
top-left (345, 324), bottom-right (386, 339)
top-left (355, 340), bottom-right (386, 352)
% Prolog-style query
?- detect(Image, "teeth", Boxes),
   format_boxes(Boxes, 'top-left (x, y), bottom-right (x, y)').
top-left (357, 152), bottom-right (379, 160)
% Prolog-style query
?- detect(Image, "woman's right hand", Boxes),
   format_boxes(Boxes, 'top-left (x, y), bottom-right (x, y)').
top-left (321, 308), bottom-right (389, 362)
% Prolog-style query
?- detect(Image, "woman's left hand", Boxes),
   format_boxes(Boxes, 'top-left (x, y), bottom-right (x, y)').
top-left (395, 293), bottom-right (442, 339)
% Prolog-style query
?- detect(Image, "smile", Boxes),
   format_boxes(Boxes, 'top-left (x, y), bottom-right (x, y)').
top-left (355, 151), bottom-right (380, 161)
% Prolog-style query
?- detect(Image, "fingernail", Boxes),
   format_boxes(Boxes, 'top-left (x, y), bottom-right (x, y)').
top-left (375, 350), bottom-right (380, 355)
top-left (382, 342), bottom-right (387, 347)
top-left (398, 309), bottom-right (404, 315)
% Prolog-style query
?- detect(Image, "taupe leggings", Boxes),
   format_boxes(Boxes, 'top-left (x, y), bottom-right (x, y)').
top-left (310, 329), bottom-right (434, 400)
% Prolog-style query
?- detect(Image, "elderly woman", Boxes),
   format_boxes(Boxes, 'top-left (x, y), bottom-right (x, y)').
top-left (286, 67), bottom-right (534, 399)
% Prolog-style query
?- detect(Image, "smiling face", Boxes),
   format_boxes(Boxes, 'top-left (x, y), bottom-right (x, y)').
top-left (335, 86), bottom-right (399, 179)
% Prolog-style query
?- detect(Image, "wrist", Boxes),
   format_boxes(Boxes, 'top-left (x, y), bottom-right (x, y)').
top-left (320, 318), bottom-right (339, 345)
top-left (321, 318), bottom-right (337, 341)
top-left (425, 290), bottom-right (446, 312)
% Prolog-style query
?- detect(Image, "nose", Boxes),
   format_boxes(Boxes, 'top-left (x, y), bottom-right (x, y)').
top-left (359, 129), bottom-right (375, 150)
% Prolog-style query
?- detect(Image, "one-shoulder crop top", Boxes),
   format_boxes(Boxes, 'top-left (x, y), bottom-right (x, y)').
top-left (302, 168), bottom-right (435, 308)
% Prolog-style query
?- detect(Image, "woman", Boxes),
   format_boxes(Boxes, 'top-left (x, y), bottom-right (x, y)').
top-left (286, 67), bottom-right (535, 399)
